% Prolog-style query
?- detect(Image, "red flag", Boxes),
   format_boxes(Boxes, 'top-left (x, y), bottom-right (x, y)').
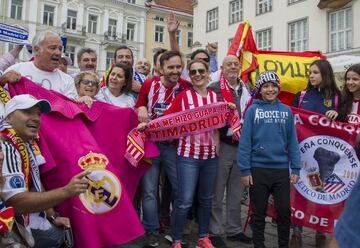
top-left (228, 20), bottom-right (258, 83)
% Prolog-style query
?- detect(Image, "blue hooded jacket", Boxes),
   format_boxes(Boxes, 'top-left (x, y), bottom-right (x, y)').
top-left (237, 99), bottom-right (300, 176)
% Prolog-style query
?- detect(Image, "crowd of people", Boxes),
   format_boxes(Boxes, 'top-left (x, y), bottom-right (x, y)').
top-left (0, 12), bottom-right (360, 248)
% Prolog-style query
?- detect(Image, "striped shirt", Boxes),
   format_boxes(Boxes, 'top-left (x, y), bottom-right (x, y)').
top-left (165, 88), bottom-right (219, 159)
top-left (348, 100), bottom-right (360, 124)
top-left (135, 76), bottom-right (191, 120)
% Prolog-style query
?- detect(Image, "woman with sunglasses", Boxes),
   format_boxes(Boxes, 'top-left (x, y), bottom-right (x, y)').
top-left (165, 59), bottom-right (219, 248)
top-left (74, 71), bottom-right (100, 107)
top-left (96, 64), bottom-right (135, 108)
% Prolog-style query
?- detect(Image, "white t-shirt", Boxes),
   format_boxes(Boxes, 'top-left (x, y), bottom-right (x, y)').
top-left (5, 62), bottom-right (77, 99)
top-left (95, 87), bottom-right (135, 108)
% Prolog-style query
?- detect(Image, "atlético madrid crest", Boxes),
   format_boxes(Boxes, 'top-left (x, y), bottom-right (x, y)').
top-left (295, 135), bottom-right (359, 205)
top-left (78, 152), bottom-right (121, 214)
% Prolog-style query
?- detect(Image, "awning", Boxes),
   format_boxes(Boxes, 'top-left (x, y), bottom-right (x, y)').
top-left (317, 0), bottom-right (352, 9)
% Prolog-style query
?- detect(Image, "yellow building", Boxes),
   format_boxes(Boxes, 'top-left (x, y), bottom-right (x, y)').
top-left (145, 0), bottom-right (193, 64)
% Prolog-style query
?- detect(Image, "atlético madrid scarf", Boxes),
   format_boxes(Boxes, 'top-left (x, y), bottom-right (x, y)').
top-left (125, 102), bottom-right (241, 166)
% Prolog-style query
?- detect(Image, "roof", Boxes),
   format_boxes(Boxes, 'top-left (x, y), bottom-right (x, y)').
top-left (152, 0), bottom-right (193, 14)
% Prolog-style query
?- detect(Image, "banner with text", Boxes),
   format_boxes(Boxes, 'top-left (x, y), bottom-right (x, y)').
top-left (267, 107), bottom-right (360, 233)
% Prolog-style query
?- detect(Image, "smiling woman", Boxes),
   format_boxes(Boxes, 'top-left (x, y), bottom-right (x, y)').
top-left (95, 64), bottom-right (135, 108)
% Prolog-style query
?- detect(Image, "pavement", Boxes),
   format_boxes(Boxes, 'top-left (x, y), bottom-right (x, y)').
top-left (118, 202), bottom-right (330, 248)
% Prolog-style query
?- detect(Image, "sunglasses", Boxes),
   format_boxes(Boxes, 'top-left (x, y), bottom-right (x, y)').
top-left (189, 69), bottom-right (207, 76)
top-left (81, 80), bottom-right (98, 86)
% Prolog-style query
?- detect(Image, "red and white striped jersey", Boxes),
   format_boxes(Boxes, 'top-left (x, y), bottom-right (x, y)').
top-left (165, 88), bottom-right (219, 160)
top-left (348, 100), bottom-right (360, 124)
top-left (135, 76), bottom-right (190, 120)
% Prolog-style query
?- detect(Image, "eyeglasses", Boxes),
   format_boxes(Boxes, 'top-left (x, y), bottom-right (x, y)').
top-left (189, 69), bottom-right (207, 76)
top-left (81, 80), bottom-right (98, 86)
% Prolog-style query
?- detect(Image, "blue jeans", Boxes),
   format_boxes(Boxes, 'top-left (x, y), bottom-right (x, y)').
top-left (141, 143), bottom-right (178, 233)
top-left (171, 156), bottom-right (219, 242)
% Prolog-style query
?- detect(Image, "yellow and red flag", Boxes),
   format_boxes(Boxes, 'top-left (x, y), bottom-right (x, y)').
top-left (229, 21), bottom-right (325, 105)
top-left (0, 207), bottom-right (15, 233)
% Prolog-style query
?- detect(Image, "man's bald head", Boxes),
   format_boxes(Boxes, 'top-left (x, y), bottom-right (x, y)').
top-left (221, 55), bottom-right (241, 83)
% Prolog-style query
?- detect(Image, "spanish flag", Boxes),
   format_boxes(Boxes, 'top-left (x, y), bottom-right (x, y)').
top-left (229, 21), bottom-right (325, 105)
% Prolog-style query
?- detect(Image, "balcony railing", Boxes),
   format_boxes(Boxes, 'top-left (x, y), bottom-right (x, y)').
top-left (61, 23), bottom-right (87, 36)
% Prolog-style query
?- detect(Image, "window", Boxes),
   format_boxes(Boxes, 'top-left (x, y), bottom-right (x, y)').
top-left (329, 8), bottom-right (352, 52)
top-left (288, 18), bottom-right (308, 52)
top-left (67, 10), bottom-right (77, 30)
top-left (229, 0), bottom-right (243, 24)
top-left (187, 32), bottom-right (193, 48)
top-left (155, 25), bottom-right (164, 43)
top-left (127, 0), bottom-right (136, 3)
top-left (288, 0), bottom-right (304, 4)
top-left (256, 28), bottom-right (272, 50)
top-left (67, 46), bottom-right (76, 66)
top-left (176, 30), bottom-right (181, 46)
top-left (108, 19), bottom-right (117, 37)
top-left (154, 16), bottom-right (164, 21)
top-left (206, 8), bottom-right (218, 32)
top-left (88, 14), bottom-right (98, 34)
top-left (106, 52), bottom-right (114, 68)
top-left (127, 23), bottom-right (135, 41)
top-left (10, 0), bottom-right (23, 20)
top-left (256, 0), bottom-right (272, 15)
top-left (43, 5), bottom-right (55, 26)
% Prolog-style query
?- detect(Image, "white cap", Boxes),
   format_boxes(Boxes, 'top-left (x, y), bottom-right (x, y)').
top-left (4, 94), bottom-right (51, 118)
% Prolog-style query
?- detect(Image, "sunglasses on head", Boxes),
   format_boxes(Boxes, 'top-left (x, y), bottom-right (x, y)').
top-left (200, 57), bottom-right (210, 63)
top-left (81, 80), bottom-right (98, 86)
top-left (189, 69), bottom-right (207, 76)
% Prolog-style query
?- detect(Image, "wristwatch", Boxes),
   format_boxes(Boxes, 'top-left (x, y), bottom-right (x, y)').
top-left (47, 212), bottom-right (60, 223)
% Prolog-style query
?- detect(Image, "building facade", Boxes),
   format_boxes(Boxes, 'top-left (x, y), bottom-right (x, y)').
top-left (0, 0), bottom-right (147, 74)
top-left (192, 0), bottom-right (360, 62)
top-left (145, 0), bottom-right (193, 62)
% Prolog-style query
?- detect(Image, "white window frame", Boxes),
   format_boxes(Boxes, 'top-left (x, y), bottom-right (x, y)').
top-left (206, 8), bottom-right (218, 32)
top-left (288, 18), bottom-right (308, 52)
top-left (187, 32), bottom-right (193, 48)
top-left (10, 0), bottom-right (23, 20)
top-left (256, 28), bottom-right (272, 50)
top-left (288, 0), bottom-right (305, 5)
top-left (67, 45), bottom-right (76, 66)
top-left (155, 25), bottom-right (164, 43)
top-left (108, 19), bottom-right (117, 37)
top-left (67, 10), bottom-right (77, 30)
top-left (229, 0), bottom-right (243, 25)
top-left (329, 7), bottom-right (352, 52)
top-left (88, 14), bottom-right (98, 34)
top-left (43, 4), bottom-right (55, 26)
top-left (106, 52), bottom-right (115, 68)
top-left (176, 30), bottom-right (181, 47)
top-left (127, 0), bottom-right (136, 3)
top-left (127, 23), bottom-right (136, 41)
top-left (256, 0), bottom-right (272, 15)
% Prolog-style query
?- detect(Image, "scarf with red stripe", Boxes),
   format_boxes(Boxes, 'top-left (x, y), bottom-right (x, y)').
top-left (125, 102), bottom-right (240, 166)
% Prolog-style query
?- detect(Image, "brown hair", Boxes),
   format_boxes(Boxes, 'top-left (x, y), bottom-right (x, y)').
top-left (340, 63), bottom-right (360, 116)
top-left (306, 59), bottom-right (339, 99)
top-left (106, 64), bottom-right (132, 94)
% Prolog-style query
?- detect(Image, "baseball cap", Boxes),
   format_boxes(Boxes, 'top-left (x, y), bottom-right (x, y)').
top-left (4, 94), bottom-right (52, 118)
top-left (255, 71), bottom-right (280, 94)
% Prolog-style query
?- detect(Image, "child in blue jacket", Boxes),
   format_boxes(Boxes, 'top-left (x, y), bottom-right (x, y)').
top-left (237, 71), bottom-right (300, 248)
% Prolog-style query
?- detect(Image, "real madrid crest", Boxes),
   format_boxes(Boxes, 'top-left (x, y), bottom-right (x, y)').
top-left (78, 152), bottom-right (121, 214)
